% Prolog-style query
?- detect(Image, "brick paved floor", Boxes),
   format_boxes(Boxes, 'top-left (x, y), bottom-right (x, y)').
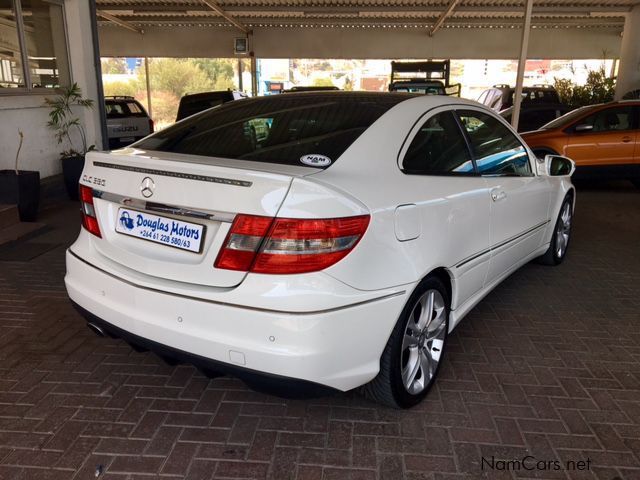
top-left (0, 182), bottom-right (639, 480)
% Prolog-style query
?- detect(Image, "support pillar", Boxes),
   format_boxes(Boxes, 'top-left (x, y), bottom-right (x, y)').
top-left (144, 57), bottom-right (152, 118)
top-left (615, 4), bottom-right (640, 99)
top-left (511, 0), bottom-right (533, 130)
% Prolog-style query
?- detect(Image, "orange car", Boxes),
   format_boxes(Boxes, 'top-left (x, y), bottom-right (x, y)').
top-left (521, 100), bottom-right (640, 187)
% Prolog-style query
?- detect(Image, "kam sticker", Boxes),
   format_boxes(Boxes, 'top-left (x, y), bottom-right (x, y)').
top-left (300, 154), bottom-right (332, 167)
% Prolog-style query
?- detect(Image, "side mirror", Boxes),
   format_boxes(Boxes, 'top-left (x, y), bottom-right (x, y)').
top-left (544, 154), bottom-right (575, 177)
top-left (574, 123), bottom-right (593, 133)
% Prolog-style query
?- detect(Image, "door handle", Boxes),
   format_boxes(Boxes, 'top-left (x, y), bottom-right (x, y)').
top-left (491, 189), bottom-right (507, 202)
top-left (622, 136), bottom-right (632, 143)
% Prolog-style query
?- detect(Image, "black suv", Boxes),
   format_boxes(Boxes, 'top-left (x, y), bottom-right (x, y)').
top-left (176, 90), bottom-right (247, 122)
top-left (477, 84), bottom-right (561, 111)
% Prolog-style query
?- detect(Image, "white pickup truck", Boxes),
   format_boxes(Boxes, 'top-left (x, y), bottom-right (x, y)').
top-left (105, 96), bottom-right (154, 149)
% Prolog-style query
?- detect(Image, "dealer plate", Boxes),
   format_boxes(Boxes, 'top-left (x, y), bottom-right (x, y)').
top-left (115, 207), bottom-right (205, 253)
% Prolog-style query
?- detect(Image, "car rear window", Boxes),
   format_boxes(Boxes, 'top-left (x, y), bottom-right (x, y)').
top-left (137, 93), bottom-right (413, 168)
top-left (105, 100), bottom-right (147, 118)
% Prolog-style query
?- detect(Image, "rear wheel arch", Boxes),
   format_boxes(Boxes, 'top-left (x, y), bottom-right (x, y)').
top-left (427, 267), bottom-right (453, 309)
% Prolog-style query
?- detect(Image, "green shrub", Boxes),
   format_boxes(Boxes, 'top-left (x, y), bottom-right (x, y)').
top-left (553, 66), bottom-right (615, 109)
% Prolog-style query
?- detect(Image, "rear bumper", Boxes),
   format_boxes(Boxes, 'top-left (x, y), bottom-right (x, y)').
top-left (65, 249), bottom-right (409, 393)
top-left (72, 301), bottom-right (336, 398)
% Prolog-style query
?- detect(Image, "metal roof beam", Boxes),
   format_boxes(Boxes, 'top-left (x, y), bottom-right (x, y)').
top-left (96, 10), bottom-right (143, 34)
top-left (200, 0), bottom-right (248, 33)
top-left (101, 17), bottom-right (624, 29)
top-left (95, 5), bottom-right (635, 15)
top-left (429, 0), bottom-right (461, 36)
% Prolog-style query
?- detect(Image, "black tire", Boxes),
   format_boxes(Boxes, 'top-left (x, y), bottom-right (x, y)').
top-left (361, 276), bottom-right (449, 409)
top-left (537, 194), bottom-right (573, 266)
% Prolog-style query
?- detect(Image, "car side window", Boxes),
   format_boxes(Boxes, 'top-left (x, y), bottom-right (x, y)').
top-left (457, 110), bottom-right (532, 177)
top-left (577, 106), bottom-right (634, 132)
top-left (402, 111), bottom-right (475, 175)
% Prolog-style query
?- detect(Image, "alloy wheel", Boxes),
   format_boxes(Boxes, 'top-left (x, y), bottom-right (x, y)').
top-left (401, 289), bottom-right (447, 395)
top-left (555, 202), bottom-right (572, 258)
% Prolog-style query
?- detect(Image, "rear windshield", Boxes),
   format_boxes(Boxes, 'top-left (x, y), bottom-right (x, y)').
top-left (105, 100), bottom-right (147, 118)
top-left (136, 92), bottom-right (413, 168)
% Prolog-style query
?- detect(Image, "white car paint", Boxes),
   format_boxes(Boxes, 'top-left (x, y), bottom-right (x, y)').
top-left (65, 95), bottom-right (574, 394)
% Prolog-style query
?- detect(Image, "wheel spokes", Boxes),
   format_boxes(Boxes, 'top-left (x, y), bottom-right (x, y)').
top-left (416, 291), bottom-right (434, 331)
top-left (402, 349), bottom-right (421, 390)
top-left (401, 288), bottom-right (447, 395)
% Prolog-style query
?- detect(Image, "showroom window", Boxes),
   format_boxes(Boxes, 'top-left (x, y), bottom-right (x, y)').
top-left (402, 111), bottom-right (475, 175)
top-left (0, 0), bottom-right (70, 92)
top-left (457, 110), bottom-right (532, 177)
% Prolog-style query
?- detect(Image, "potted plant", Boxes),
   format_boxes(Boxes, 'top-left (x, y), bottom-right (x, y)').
top-left (0, 131), bottom-right (40, 222)
top-left (45, 83), bottom-right (94, 200)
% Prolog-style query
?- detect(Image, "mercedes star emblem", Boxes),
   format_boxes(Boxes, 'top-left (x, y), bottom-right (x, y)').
top-left (140, 177), bottom-right (155, 198)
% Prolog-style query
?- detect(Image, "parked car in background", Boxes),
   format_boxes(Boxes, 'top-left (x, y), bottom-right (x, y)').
top-left (67, 93), bottom-right (575, 408)
top-left (175, 90), bottom-right (247, 122)
top-left (389, 60), bottom-right (462, 96)
top-left (478, 84), bottom-right (562, 111)
top-left (521, 100), bottom-right (640, 187)
top-left (500, 104), bottom-right (571, 132)
top-left (105, 96), bottom-right (154, 149)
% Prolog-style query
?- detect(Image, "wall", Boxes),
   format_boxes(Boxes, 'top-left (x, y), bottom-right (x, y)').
top-left (0, 0), bottom-right (102, 179)
top-left (99, 25), bottom-right (623, 60)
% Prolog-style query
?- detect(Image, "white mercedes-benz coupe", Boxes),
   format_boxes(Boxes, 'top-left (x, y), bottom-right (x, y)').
top-left (66, 93), bottom-right (575, 408)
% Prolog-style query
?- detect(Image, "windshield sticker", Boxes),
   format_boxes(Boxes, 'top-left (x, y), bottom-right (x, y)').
top-left (300, 154), bottom-right (332, 167)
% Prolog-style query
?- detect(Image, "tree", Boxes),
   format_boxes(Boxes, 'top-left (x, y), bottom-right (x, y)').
top-left (312, 77), bottom-right (335, 87)
top-left (102, 80), bottom-right (138, 98)
top-left (145, 58), bottom-right (214, 99)
top-left (101, 57), bottom-right (128, 74)
top-left (193, 58), bottom-right (236, 90)
top-left (553, 65), bottom-right (615, 109)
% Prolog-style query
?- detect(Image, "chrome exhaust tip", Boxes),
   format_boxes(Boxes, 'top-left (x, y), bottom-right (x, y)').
top-left (87, 322), bottom-right (106, 337)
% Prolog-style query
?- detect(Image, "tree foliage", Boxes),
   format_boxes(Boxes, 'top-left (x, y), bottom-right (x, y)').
top-left (103, 80), bottom-right (138, 98)
top-left (553, 66), bottom-right (616, 109)
top-left (101, 58), bottom-right (239, 128)
top-left (101, 58), bottom-right (128, 74)
top-left (312, 77), bottom-right (335, 87)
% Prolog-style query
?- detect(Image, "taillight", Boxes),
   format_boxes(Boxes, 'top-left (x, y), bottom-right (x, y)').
top-left (215, 214), bottom-right (370, 274)
top-left (215, 215), bottom-right (273, 271)
top-left (79, 185), bottom-right (101, 238)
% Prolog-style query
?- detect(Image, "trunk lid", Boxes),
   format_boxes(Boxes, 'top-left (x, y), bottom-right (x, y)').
top-left (82, 149), bottom-right (313, 288)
